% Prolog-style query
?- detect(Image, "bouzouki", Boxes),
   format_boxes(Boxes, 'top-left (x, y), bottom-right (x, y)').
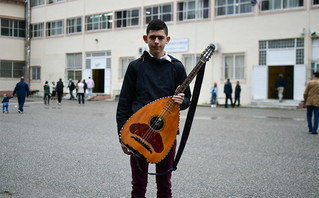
top-left (120, 44), bottom-right (215, 163)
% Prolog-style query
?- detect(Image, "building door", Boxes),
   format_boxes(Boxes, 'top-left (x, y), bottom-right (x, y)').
top-left (92, 69), bottom-right (104, 93)
top-left (252, 65), bottom-right (268, 99)
top-left (268, 66), bottom-right (293, 99)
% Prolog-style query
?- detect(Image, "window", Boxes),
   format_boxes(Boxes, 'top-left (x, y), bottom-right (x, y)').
top-left (177, 0), bottom-right (209, 21)
top-left (0, 60), bottom-right (24, 78)
top-left (115, 9), bottom-right (140, 28)
top-left (260, 0), bottom-right (304, 11)
top-left (216, 0), bottom-right (253, 16)
top-left (182, 54), bottom-right (200, 74)
top-left (48, 0), bottom-right (63, 4)
top-left (86, 13), bottom-right (112, 31)
top-left (32, 23), bottom-right (44, 38)
top-left (145, 4), bottom-right (173, 24)
top-left (67, 17), bottom-right (82, 34)
top-left (296, 38), bottom-right (304, 64)
top-left (46, 20), bottom-right (64, 36)
top-left (313, 0), bottom-right (319, 5)
top-left (119, 57), bottom-right (134, 79)
top-left (67, 53), bottom-right (82, 82)
top-left (1, 18), bottom-right (25, 38)
top-left (224, 54), bottom-right (245, 80)
top-left (259, 38), bottom-right (304, 65)
top-left (31, 67), bottom-right (41, 80)
top-left (259, 41), bottom-right (267, 65)
top-left (31, 0), bottom-right (44, 7)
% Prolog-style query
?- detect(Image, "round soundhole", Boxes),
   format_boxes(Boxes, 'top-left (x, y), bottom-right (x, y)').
top-left (150, 116), bottom-right (164, 131)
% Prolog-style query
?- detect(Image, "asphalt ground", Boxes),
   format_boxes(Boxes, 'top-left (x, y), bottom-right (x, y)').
top-left (0, 97), bottom-right (318, 198)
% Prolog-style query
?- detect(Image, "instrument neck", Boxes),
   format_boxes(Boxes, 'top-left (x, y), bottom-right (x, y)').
top-left (174, 60), bottom-right (206, 95)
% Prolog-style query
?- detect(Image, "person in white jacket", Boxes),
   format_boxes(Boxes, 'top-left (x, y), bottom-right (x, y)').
top-left (77, 80), bottom-right (85, 104)
top-left (86, 77), bottom-right (94, 98)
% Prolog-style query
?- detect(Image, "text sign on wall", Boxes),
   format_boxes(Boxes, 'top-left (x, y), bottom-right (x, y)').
top-left (165, 38), bottom-right (189, 53)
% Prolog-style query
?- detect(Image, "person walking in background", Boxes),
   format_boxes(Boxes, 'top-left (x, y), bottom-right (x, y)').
top-left (234, 81), bottom-right (241, 107)
top-left (13, 76), bottom-right (29, 113)
top-left (224, 78), bottom-right (233, 108)
top-left (67, 79), bottom-right (75, 100)
top-left (56, 78), bottom-right (64, 105)
top-left (303, 71), bottom-right (319, 135)
top-left (43, 81), bottom-right (50, 105)
top-left (77, 80), bottom-right (85, 104)
top-left (83, 79), bottom-right (87, 97)
top-left (2, 93), bottom-right (13, 113)
top-left (86, 77), bottom-right (94, 98)
top-left (51, 81), bottom-right (56, 100)
top-left (209, 82), bottom-right (218, 108)
top-left (75, 80), bottom-right (80, 98)
top-left (275, 74), bottom-right (285, 102)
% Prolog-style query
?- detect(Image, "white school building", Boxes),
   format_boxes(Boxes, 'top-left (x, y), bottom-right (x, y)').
top-left (0, 0), bottom-right (319, 106)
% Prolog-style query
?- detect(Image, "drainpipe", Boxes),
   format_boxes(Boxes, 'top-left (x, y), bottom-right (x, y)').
top-left (24, 0), bottom-right (31, 87)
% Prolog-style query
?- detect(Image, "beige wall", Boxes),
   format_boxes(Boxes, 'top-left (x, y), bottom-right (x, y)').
top-left (0, 1), bottom-right (25, 91)
top-left (1, 0), bottom-right (319, 104)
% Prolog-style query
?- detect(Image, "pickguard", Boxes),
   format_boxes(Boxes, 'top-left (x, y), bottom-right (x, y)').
top-left (129, 123), bottom-right (164, 153)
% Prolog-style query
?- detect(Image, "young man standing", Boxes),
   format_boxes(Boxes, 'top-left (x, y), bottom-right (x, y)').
top-left (116, 19), bottom-right (191, 198)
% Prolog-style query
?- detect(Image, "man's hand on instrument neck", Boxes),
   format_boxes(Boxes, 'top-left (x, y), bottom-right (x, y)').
top-left (172, 93), bottom-right (185, 105)
top-left (172, 85), bottom-right (185, 105)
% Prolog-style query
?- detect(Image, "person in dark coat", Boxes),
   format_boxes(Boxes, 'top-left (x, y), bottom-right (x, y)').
top-left (224, 78), bottom-right (234, 108)
top-left (43, 81), bottom-right (50, 105)
top-left (13, 76), bottom-right (29, 113)
top-left (67, 79), bottom-right (76, 100)
top-left (234, 81), bottom-right (241, 107)
top-left (275, 74), bottom-right (285, 102)
top-left (56, 78), bottom-right (64, 105)
top-left (116, 19), bottom-right (191, 198)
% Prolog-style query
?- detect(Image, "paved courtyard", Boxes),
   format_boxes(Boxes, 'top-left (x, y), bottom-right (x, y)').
top-left (0, 97), bottom-right (318, 197)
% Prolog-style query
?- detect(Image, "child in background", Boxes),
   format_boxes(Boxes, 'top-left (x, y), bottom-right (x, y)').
top-left (51, 81), bottom-right (56, 100)
top-left (2, 93), bottom-right (12, 113)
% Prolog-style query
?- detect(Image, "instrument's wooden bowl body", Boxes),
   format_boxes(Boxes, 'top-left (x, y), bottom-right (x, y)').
top-left (121, 97), bottom-right (180, 163)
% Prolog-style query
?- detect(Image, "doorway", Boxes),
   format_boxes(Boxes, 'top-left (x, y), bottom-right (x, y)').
top-left (92, 69), bottom-right (104, 93)
top-left (268, 66), bottom-right (293, 99)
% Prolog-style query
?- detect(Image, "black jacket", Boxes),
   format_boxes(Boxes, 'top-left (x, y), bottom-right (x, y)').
top-left (224, 81), bottom-right (232, 94)
top-left (116, 51), bottom-right (191, 135)
top-left (56, 80), bottom-right (64, 92)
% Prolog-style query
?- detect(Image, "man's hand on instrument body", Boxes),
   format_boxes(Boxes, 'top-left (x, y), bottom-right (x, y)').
top-left (121, 143), bottom-right (132, 155)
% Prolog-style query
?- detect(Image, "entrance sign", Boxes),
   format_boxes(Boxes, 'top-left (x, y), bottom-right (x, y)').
top-left (165, 38), bottom-right (189, 53)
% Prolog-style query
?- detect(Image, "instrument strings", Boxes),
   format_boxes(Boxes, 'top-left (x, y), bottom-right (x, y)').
top-left (142, 99), bottom-right (176, 142)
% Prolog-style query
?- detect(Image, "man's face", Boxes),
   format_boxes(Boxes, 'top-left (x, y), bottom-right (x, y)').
top-left (143, 29), bottom-right (170, 58)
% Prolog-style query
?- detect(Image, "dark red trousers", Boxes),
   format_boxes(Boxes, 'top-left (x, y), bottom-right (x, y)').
top-left (130, 140), bottom-right (176, 198)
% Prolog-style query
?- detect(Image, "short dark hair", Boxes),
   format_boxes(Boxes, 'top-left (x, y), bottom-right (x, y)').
top-left (146, 19), bottom-right (168, 36)
top-left (314, 71), bottom-right (319, 78)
